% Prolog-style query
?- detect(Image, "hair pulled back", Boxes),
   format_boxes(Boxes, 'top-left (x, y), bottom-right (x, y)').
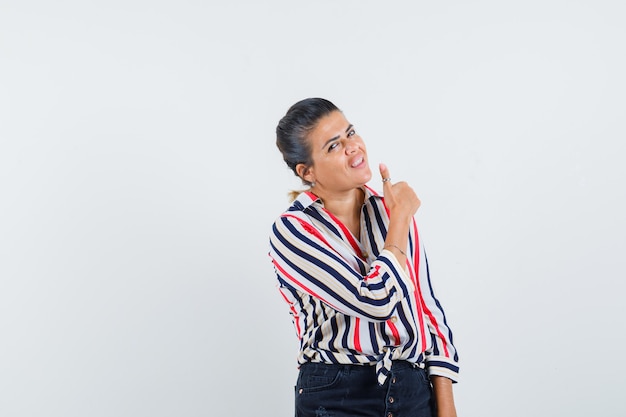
top-left (276, 98), bottom-right (340, 186)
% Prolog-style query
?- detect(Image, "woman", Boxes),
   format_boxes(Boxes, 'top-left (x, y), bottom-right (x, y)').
top-left (269, 98), bottom-right (459, 417)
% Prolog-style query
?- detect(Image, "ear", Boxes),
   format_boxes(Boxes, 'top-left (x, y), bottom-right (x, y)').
top-left (296, 163), bottom-right (315, 184)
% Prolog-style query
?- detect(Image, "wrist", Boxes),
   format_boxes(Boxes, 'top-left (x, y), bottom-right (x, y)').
top-left (389, 208), bottom-right (413, 223)
top-left (383, 244), bottom-right (406, 257)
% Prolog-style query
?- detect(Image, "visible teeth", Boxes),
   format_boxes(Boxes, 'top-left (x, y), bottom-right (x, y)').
top-left (352, 157), bottom-right (363, 167)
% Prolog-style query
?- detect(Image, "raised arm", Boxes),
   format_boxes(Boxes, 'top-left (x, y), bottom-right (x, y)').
top-left (379, 162), bottom-right (420, 267)
top-left (270, 213), bottom-right (412, 321)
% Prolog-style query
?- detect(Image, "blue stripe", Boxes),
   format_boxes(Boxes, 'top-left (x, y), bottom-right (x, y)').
top-left (378, 257), bottom-right (410, 298)
top-left (272, 248), bottom-right (392, 322)
top-left (426, 360), bottom-right (459, 374)
top-left (371, 202), bottom-right (387, 241)
top-left (396, 304), bottom-right (415, 350)
top-left (270, 188), bottom-right (459, 381)
top-left (328, 316), bottom-right (339, 351)
top-left (368, 322), bottom-right (379, 353)
top-left (340, 316), bottom-right (351, 352)
top-left (363, 207), bottom-right (379, 257)
top-left (380, 322), bottom-right (391, 346)
top-left (424, 251), bottom-right (456, 350)
top-left (274, 220), bottom-right (401, 313)
top-left (306, 208), bottom-right (344, 241)
top-left (430, 332), bottom-right (440, 356)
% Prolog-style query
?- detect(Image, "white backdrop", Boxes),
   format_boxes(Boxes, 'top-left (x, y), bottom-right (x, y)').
top-left (1, 1), bottom-right (625, 416)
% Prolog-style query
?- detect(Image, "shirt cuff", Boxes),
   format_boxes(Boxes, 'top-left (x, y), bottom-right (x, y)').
top-left (425, 356), bottom-right (460, 383)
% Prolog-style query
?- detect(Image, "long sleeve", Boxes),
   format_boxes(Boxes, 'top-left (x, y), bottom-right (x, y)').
top-left (413, 232), bottom-right (459, 382)
top-left (269, 189), bottom-right (459, 384)
top-left (270, 212), bottom-right (413, 322)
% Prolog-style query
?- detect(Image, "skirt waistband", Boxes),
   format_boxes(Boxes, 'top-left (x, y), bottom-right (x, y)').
top-left (299, 360), bottom-right (424, 371)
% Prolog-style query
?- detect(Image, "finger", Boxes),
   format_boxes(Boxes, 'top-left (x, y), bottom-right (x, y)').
top-left (379, 163), bottom-right (392, 188)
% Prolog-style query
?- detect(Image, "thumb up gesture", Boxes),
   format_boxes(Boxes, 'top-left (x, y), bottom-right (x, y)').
top-left (379, 163), bottom-right (421, 220)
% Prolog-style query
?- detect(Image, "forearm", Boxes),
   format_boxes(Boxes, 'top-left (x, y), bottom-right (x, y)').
top-left (431, 376), bottom-right (457, 417)
top-left (271, 215), bottom-right (414, 320)
top-left (378, 163), bottom-right (420, 267)
top-left (383, 211), bottom-right (413, 266)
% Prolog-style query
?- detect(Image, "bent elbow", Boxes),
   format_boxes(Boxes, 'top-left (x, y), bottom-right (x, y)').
top-left (365, 299), bottom-right (401, 322)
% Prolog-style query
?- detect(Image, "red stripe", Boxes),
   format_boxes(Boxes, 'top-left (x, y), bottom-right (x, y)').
top-left (278, 288), bottom-right (301, 339)
top-left (419, 296), bottom-right (450, 356)
top-left (282, 214), bottom-right (333, 248)
top-left (272, 259), bottom-right (342, 313)
top-left (363, 264), bottom-right (381, 281)
top-left (411, 219), bottom-right (450, 357)
top-left (387, 319), bottom-right (401, 345)
top-left (407, 258), bottom-right (427, 351)
top-left (412, 219), bottom-right (420, 282)
top-left (321, 207), bottom-right (365, 260)
top-left (353, 317), bottom-right (362, 352)
top-left (364, 186), bottom-right (391, 226)
top-left (364, 185), bottom-right (379, 197)
top-left (304, 190), bottom-right (318, 201)
top-left (371, 187), bottom-right (422, 349)
top-left (413, 218), bottom-right (420, 274)
top-left (380, 197), bottom-right (390, 218)
top-left (404, 221), bottom-right (426, 352)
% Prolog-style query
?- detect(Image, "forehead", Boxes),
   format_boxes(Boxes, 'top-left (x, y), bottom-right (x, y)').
top-left (308, 111), bottom-right (350, 144)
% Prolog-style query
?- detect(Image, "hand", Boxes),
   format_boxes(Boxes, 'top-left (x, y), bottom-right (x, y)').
top-left (379, 163), bottom-right (421, 219)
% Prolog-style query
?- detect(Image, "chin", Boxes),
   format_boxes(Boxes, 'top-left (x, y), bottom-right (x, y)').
top-left (358, 175), bottom-right (373, 187)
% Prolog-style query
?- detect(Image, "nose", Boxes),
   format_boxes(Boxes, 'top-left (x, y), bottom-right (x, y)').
top-left (345, 140), bottom-right (358, 154)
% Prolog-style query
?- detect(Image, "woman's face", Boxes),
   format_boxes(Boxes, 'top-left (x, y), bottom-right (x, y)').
top-left (299, 110), bottom-right (372, 193)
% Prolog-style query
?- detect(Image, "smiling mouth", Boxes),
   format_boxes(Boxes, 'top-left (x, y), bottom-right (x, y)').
top-left (351, 157), bottom-right (365, 168)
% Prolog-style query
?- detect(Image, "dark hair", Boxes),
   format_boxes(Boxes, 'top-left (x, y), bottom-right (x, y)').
top-left (276, 98), bottom-right (340, 186)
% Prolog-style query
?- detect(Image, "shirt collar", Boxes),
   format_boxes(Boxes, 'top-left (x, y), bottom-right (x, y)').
top-left (290, 185), bottom-right (383, 212)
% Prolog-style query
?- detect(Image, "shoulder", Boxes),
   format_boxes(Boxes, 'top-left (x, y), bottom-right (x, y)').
top-left (270, 200), bottom-right (316, 240)
top-left (271, 191), bottom-right (321, 226)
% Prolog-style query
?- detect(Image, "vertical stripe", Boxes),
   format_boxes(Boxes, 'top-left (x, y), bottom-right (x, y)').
top-left (412, 219), bottom-right (451, 357)
top-left (354, 317), bottom-right (362, 352)
top-left (278, 287), bottom-right (301, 339)
top-left (321, 207), bottom-right (365, 260)
top-left (269, 187), bottom-right (459, 383)
top-left (386, 319), bottom-right (400, 346)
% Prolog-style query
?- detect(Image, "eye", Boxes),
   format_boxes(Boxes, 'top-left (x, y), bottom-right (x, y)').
top-left (347, 129), bottom-right (356, 137)
top-left (328, 142), bottom-right (339, 152)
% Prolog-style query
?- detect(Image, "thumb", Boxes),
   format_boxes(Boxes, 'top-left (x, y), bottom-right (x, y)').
top-left (379, 163), bottom-right (392, 188)
top-left (379, 163), bottom-right (389, 179)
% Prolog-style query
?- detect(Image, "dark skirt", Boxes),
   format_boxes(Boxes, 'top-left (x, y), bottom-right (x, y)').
top-left (295, 361), bottom-right (435, 417)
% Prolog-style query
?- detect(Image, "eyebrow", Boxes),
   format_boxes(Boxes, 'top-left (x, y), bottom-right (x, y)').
top-left (321, 124), bottom-right (354, 150)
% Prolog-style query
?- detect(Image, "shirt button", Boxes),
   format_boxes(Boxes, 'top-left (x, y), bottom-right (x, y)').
top-left (391, 377), bottom-right (397, 384)
top-left (391, 316), bottom-right (398, 323)
top-left (298, 388), bottom-right (303, 394)
top-left (387, 413), bottom-right (393, 417)
top-left (389, 396), bottom-right (395, 403)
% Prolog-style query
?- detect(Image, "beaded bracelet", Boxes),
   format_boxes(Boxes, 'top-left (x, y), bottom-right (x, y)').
top-left (384, 244), bottom-right (406, 257)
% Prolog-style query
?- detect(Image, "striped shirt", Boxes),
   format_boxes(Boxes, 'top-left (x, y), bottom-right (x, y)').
top-left (269, 186), bottom-right (459, 385)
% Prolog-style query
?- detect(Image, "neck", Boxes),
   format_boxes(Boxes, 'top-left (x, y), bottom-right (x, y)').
top-left (313, 187), bottom-right (365, 228)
